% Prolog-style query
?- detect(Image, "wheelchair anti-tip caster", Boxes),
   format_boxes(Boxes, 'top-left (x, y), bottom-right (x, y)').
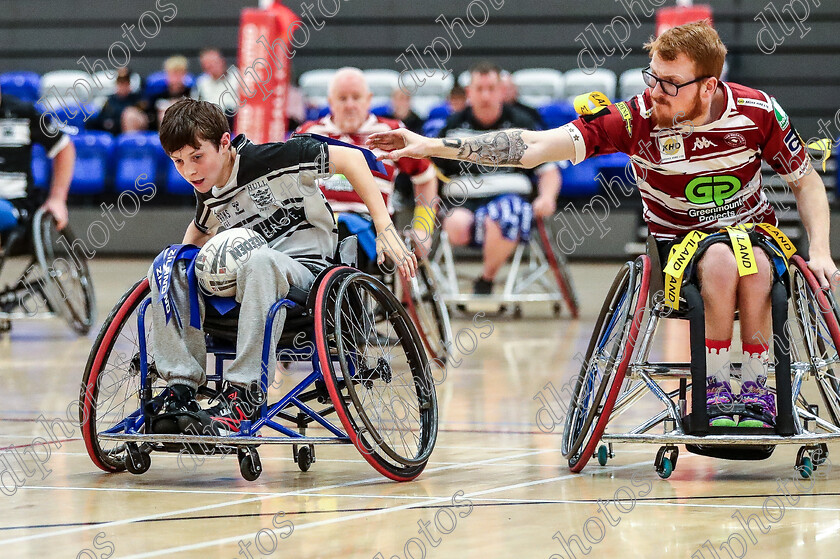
top-left (553, 303), bottom-right (561, 317)
top-left (655, 446), bottom-right (679, 479)
top-left (795, 445), bottom-right (827, 479)
top-left (293, 444), bottom-right (315, 472)
top-left (125, 443), bottom-right (151, 475)
top-left (595, 444), bottom-right (614, 466)
top-left (238, 447), bottom-right (262, 481)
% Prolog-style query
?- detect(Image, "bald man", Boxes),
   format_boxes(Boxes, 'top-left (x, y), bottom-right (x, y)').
top-left (295, 67), bottom-right (438, 262)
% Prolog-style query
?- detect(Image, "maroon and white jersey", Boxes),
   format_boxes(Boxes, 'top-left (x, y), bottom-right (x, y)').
top-left (563, 82), bottom-right (811, 240)
top-left (295, 114), bottom-right (435, 214)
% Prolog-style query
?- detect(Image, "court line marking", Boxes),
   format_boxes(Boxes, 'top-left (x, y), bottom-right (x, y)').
top-left (117, 459), bottom-right (652, 559)
top-left (0, 448), bottom-right (555, 546)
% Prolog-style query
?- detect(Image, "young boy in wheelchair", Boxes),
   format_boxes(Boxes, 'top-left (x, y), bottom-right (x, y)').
top-left (148, 99), bottom-right (416, 436)
top-left (368, 21), bottom-right (838, 428)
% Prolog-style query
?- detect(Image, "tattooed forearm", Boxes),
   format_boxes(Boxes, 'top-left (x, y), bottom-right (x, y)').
top-left (441, 130), bottom-right (528, 167)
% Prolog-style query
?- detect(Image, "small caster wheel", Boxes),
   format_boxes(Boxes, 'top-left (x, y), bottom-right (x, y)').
top-left (513, 305), bottom-right (523, 319)
top-left (295, 445), bottom-right (314, 472)
top-left (0, 319), bottom-right (11, 333)
top-left (238, 447), bottom-right (262, 481)
top-left (597, 445), bottom-right (609, 466)
top-left (657, 457), bottom-right (673, 479)
top-left (553, 303), bottom-right (561, 317)
top-left (125, 443), bottom-right (151, 475)
top-left (654, 445), bottom-right (678, 479)
top-left (798, 456), bottom-right (813, 479)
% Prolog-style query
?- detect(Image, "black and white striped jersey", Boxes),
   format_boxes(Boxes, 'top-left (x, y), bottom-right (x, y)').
top-left (0, 95), bottom-right (71, 199)
top-left (194, 134), bottom-right (338, 270)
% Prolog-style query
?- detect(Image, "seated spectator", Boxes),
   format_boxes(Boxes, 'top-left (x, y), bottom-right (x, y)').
top-left (148, 55), bottom-right (190, 130)
top-left (286, 83), bottom-right (307, 133)
top-left (500, 71), bottom-right (545, 129)
top-left (90, 68), bottom-right (147, 134)
top-left (447, 84), bottom-right (467, 113)
top-left (385, 88), bottom-right (423, 134)
top-left (191, 47), bottom-right (238, 126)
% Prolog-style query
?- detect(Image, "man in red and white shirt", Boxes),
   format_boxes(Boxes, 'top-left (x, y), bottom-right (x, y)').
top-left (367, 21), bottom-right (837, 427)
top-left (295, 67), bottom-right (437, 262)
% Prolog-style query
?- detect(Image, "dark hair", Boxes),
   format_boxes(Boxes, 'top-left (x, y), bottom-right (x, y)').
top-left (469, 60), bottom-right (502, 78)
top-left (159, 98), bottom-right (230, 154)
top-left (449, 84), bottom-right (466, 97)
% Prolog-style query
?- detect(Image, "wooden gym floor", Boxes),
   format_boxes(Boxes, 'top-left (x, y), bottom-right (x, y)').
top-left (1, 258), bottom-right (839, 558)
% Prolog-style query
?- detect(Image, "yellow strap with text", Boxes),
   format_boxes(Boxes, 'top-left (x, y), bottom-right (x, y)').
top-left (806, 138), bottom-right (833, 172)
top-left (726, 226), bottom-right (758, 277)
top-left (756, 223), bottom-right (796, 259)
top-left (663, 230), bottom-right (708, 310)
top-left (573, 91), bottom-right (612, 116)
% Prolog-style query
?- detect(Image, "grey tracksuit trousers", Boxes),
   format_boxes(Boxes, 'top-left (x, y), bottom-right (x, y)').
top-left (147, 246), bottom-right (317, 390)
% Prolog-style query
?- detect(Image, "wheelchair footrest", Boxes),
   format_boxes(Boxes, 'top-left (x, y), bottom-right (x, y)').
top-left (99, 433), bottom-right (350, 446)
top-left (682, 413), bottom-right (794, 437)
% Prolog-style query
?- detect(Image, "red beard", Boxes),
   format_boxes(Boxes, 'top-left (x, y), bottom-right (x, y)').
top-left (652, 89), bottom-right (704, 129)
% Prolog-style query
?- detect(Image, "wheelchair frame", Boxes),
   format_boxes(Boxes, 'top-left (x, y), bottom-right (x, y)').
top-left (81, 264), bottom-right (438, 482)
top-left (430, 217), bottom-right (579, 318)
top-left (0, 207), bottom-right (96, 334)
top-left (563, 247), bottom-right (840, 479)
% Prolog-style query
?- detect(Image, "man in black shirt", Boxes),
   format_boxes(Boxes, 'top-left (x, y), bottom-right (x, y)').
top-left (0, 84), bottom-right (75, 236)
top-left (435, 61), bottom-right (560, 295)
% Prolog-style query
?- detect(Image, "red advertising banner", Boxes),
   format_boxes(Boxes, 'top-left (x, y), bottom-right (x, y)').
top-left (236, 3), bottom-right (297, 142)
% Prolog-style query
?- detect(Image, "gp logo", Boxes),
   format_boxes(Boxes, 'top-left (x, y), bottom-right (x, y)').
top-left (685, 175), bottom-right (742, 207)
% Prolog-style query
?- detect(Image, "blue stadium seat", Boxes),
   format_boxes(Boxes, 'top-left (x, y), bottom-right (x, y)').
top-left (371, 104), bottom-right (390, 117)
top-left (422, 118), bottom-right (446, 138)
top-left (427, 104), bottom-right (451, 121)
top-left (539, 102), bottom-right (578, 129)
top-left (596, 152), bottom-right (635, 194)
top-left (144, 71), bottom-right (195, 98)
top-left (317, 106), bottom-right (330, 118)
top-left (31, 143), bottom-right (50, 190)
top-left (70, 132), bottom-right (113, 195)
top-left (305, 105), bottom-right (325, 121)
top-left (0, 72), bottom-right (40, 103)
top-left (114, 132), bottom-right (163, 194)
top-left (35, 100), bottom-right (98, 133)
top-left (164, 159), bottom-right (193, 196)
top-left (559, 156), bottom-right (602, 198)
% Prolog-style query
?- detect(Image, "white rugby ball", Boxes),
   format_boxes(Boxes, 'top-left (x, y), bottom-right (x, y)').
top-left (195, 228), bottom-right (267, 297)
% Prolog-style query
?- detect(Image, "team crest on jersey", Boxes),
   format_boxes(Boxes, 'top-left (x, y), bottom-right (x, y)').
top-left (657, 132), bottom-right (685, 163)
top-left (692, 137), bottom-right (718, 151)
top-left (723, 133), bottom-right (746, 148)
top-left (246, 179), bottom-right (276, 211)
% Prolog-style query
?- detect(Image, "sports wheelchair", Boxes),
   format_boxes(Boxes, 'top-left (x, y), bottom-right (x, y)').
top-left (562, 226), bottom-right (840, 478)
top-left (429, 216), bottom-right (579, 319)
top-left (0, 205), bottom-right (96, 334)
top-left (80, 238), bottom-right (438, 482)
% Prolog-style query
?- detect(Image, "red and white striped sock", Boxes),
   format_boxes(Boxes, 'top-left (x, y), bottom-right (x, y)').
top-left (706, 339), bottom-right (732, 384)
top-left (742, 341), bottom-right (770, 386)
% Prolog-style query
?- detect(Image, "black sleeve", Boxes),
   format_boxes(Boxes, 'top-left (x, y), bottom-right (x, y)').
top-left (26, 103), bottom-right (69, 155)
top-left (193, 190), bottom-right (219, 234)
top-left (286, 134), bottom-right (331, 179)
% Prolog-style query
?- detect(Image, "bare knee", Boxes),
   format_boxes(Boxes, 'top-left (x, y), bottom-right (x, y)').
top-left (698, 243), bottom-right (739, 296)
top-left (738, 249), bottom-right (773, 297)
top-left (443, 209), bottom-right (474, 246)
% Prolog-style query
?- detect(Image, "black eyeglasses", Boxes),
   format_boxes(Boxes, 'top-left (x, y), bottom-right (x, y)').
top-left (641, 66), bottom-right (711, 97)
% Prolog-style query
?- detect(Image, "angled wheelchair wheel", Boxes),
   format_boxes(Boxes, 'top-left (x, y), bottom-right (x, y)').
top-left (402, 259), bottom-right (453, 364)
top-left (562, 256), bottom-right (649, 472)
top-left (33, 209), bottom-right (96, 334)
top-left (315, 266), bottom-right (438, 481)
top-left (536, 218), bottom-right (579, 319)
top-left (789, 255), bottom-right (840, 426)
top-left (81, 278), bottom-right (161, 472)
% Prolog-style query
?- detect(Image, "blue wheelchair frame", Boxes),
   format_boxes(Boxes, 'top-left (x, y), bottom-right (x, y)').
top-left (105, 294), bottom-right (355, 447)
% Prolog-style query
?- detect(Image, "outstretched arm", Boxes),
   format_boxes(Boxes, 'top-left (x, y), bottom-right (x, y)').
top-left (366, 127), bottom-right (576, 169)
top-left (328, 145), bottom-right (417, 279)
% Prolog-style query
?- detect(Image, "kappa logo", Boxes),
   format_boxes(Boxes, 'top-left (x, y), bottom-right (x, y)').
top-left (692, 137), bottom-right (717, 150)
